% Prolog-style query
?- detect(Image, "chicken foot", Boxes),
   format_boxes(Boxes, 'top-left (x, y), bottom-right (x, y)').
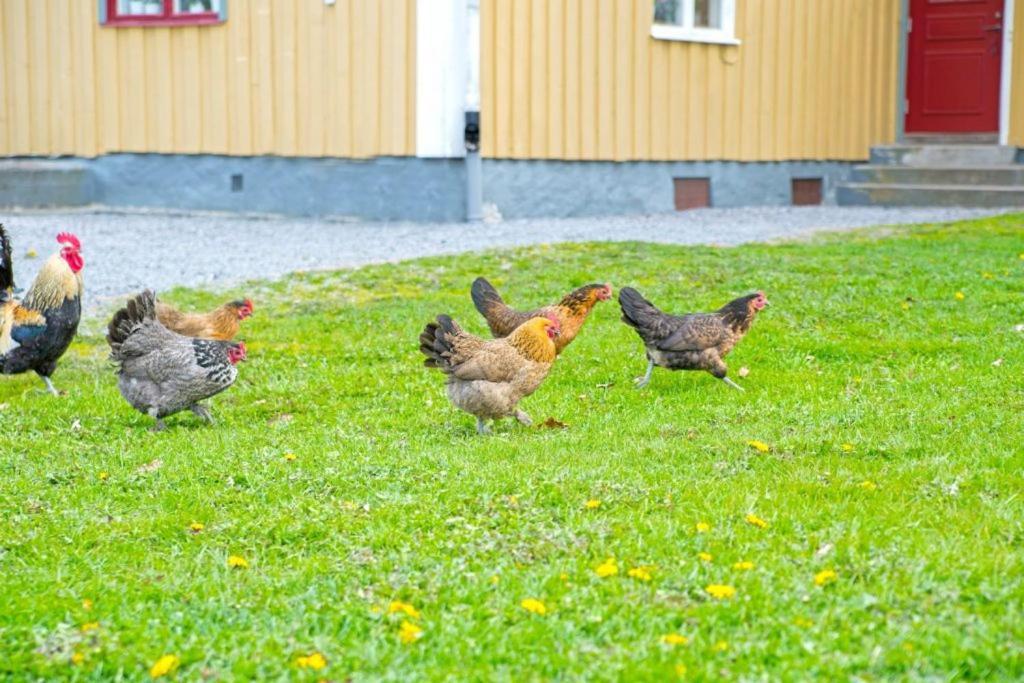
top-left (634, 359), bottom-right (654, 389)
top-left (190, 403), bottom-right (216, 425)
top-left (721, 376), bottom-right (745, 392)
top-left (514, 409), bottom-right (533, 427)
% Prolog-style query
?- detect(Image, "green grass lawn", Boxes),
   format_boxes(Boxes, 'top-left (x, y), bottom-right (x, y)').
top-left (2, 214), bottom-right (1023, 681)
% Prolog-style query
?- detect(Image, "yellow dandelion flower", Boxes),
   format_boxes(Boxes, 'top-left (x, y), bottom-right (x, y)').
top-left (814, 568), bottom-right (837, 586)
top-left (902, 642), bottom-right (915, 652)
top-left (900, 301), bottom-right (911, 310)
top-left (733, 561), bottom-right (754, 571)
top-left (71, 652), bottom-right (84, 665)
top-left (520, 598), bottom-right (547, 615)
top-left (675, 664), bottom-right (687, 677)
top-left (388, 600), bottom-right (421, 619)
top-left (841, 443), bottom-right (854, 452)
top-left (284, 452), bottom-right (297, 462)
top-left (982, 272), bottom-right (994, 279)
top-left (189, 522), bottom-right (204, 533)
top-left (369, 605), bottom-right (382, 614)
top-left (149, 654), bottom-right (179, 679)
top-left (712, 640), bottom-right (729, 652)
top-left (627, 566), bottom-right (653, 582)
top-left (295, 653), bottom-right (327, 670)
top-left (585, 499), bottom-right (601, 510)
top-left (559, 572), bottom-right (569, 581)
top-left (955, 291), bottom-right (965, 300)
top-left (661, 633), bottom-right (688, 646)
top-left (695, 522), bottom-right (711, 533)
top-left (506, 495), bottom-right (519, 506)
top-left (398, 620), bottom-right (423, 644)
top-left (490, 575), bottom-right (500, 585)
top-left (745, 513), bottom-right (769, 529)
top-left (747, 440), bottom-right (770, 453)
top-left (698, 552), bottom-right (713, 563)
top-left (80, 622), bottom-right (99, 633)
top-left (859, 480), bottom-right (878, 491)
top-left (794, 617), bottom-right (814, 628)
top-left (82, 599), bottom-right (93, 611)
top-left (98, 472), bottom-right (109, 481)
top-left (595, 558), bottom-right (618, 578)
top-left (705, 584), bottom-right (736, 600)
top-left (1020, 253), bottom-right (1024, 260)
top-left (227, 555), bottom-right (249, 569)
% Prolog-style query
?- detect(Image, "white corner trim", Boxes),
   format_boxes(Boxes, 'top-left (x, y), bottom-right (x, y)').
top-left (999, 0), bottom-right (1015, 145)
top-left (416, 0), bottom-right (467, 158)
top-left (651, 23), bottom-right (740, 45)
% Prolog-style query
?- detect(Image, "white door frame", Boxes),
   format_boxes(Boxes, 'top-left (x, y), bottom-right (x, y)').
top-left (999, 0), bottom-right (1016, 144)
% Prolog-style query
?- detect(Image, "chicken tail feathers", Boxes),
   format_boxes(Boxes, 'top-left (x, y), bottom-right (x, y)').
top-left (107, 290), bottom-right (157, 359)
top-left (618, 286), bottom-right (662, 330)
top-left (0, 224), bottom-right (14, 296)
top-left (471, 277), bottom-right (506, 317)
top-left (419, 314), bottom-right (462, 372)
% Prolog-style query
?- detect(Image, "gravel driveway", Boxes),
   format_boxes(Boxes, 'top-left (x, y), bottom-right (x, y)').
top-left (1, 206), bottom-right (1010, 314)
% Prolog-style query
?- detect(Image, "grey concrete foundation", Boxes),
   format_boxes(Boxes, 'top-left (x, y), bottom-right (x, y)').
top-left (482, 160), bottom-right (857, 218)
top-left (0, 154), bottom-right (866, 220)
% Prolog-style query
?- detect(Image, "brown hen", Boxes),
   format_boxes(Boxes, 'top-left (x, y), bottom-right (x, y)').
top-left (470, 277), bottom-right (611, 355)
top-left (419, 313), bottom-right (560, 434)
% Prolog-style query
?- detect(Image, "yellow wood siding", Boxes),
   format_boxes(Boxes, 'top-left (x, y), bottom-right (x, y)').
top-left (481, 0), bottom-right (901, 161)
top-left (0, 0), bottom-right (416, 158)
top-left (1011, 4), bottom-right (1024, 146)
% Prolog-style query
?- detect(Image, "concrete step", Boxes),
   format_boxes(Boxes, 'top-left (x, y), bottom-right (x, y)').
top-left (0, 160), bottom-right (95, 208)
top-left (836, 182), bottom-right (1024, 207)
top-left (852, 165), bottom-right (1024, 185)
top-left (869, 144), bottom-right (1018, 167)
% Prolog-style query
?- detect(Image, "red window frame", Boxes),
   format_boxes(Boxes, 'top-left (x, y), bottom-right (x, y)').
top-left (103, 0), bottom-right (224, 27)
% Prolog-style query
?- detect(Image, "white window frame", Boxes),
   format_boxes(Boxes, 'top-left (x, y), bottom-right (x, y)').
top-left (651, 0), bottom-right (740, 46)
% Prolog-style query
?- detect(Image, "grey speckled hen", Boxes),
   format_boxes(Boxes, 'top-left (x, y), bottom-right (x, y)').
top-left (107, 290), bottom-right (246, 430)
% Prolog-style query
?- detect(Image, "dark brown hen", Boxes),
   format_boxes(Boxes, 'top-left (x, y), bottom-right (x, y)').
top-left (618, 287), bottom-right (769, 391)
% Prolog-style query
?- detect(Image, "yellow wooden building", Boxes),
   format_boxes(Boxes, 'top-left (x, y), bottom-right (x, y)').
top-left (1, 0), bottom-right (1022, 219)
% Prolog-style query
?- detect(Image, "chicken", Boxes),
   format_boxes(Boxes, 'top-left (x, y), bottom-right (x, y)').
top-left (156, 297), bottom-right (253, 340)
top-left (107, 290), bottom-right (247, 431)
top-left (618, 287), bottom-right (769, 391)
top-left (470, 277), bottom-right (611, 355)
top-left (419, 313), bottom-right (560, 434)
top-left (0, 227), bottom-right (84, 395)
top-left (0, 224), bottom-right (47, 356)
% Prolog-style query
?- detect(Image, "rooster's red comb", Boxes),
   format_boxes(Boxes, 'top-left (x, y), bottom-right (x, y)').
top-left (56, 232), bottom-right (81, 250)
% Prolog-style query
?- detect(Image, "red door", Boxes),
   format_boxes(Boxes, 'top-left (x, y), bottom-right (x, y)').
top-left (905, 0), bottom-right (1004, 133)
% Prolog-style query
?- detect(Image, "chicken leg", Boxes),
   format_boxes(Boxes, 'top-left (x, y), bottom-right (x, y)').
top-left (41, 376), bottom-right (60, 397)
top-left (475, 417), bottom-right (492, 435)
top-left (634, 359), bottom-right (654, 389)
top-left (147, 408), bottom-right (167, 432)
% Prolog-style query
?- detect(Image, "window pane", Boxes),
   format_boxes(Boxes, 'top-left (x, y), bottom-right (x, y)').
top-left (694, 0), bottom-right (722, 29)
top-left (119, 0), bottom-right (164, 15)
top-left (174, 0), bottom-right (218, 14)
top-left (653, 0), bottom-right (680, 25)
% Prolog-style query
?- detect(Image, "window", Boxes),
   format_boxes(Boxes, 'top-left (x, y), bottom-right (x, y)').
top-left (652, 0), bottom-right (738, 45)
top-left (101, 0), bottom-right (226, 27)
